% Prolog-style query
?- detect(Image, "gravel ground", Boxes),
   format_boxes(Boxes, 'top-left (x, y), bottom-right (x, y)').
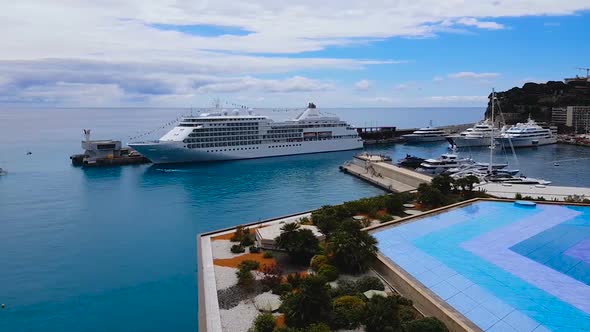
top-left (211, 240), bottom-right (247, 259)
top-left (220, 300), bottom-right (259, 332)
top-left (218, 282), bottom-right (266, 310)
top-left (214, 265), bottom-right (238, 290)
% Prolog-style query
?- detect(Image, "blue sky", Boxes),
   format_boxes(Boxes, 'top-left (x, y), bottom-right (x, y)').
top-left (0, 1), bottom-right (589, 107)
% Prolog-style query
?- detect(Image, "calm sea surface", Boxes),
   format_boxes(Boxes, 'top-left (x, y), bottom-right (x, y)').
top-left (1, 107), bottom-right (590, 331)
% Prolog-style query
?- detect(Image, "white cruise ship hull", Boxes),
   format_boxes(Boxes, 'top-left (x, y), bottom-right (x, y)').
top-left (402, 135), bottom-right (447, 143)
top-left (130, 138), bottom-right (363, 164)
top-left (497, 137), bottom-right (557, 148)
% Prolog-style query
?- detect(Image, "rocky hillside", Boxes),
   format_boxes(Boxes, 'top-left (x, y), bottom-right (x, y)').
top-left (485, 80), bottom-right (590, 123)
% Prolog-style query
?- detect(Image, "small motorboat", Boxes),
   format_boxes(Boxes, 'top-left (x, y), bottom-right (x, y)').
top-left (397, 154), bottom-right (425, 168)
top-left (0, 168), bottom-right (7, 175)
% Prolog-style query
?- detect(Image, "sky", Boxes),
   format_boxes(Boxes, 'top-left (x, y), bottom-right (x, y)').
top-left (0, 1), bottom-right (589, 108)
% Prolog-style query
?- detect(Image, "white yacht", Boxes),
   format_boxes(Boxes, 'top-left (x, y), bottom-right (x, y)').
top-left (498, 118), bottom-right (557, 148)
top-left (129, 103), bottom-right (363, 164)
top-left (402, 123), bottom-right (447, 143)
top-left (417, 152), bottom-right (474, 175)
top-left (449, 119), bottom-right (501, 147)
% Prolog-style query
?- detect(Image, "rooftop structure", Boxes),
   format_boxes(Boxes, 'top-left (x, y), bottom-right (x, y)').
top-left (370, 199), bottom-right (590, 332)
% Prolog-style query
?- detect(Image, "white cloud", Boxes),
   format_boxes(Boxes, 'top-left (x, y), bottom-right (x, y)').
top-left (456, 18), bottom-right (504, 30)
top-left (0, 0), bottom-right (589, 105)
top-left (448, 72), bottom-right (500, 79)
top-left (355, 79), bottom-right (372, 91)
top-left (196, 76), bottom-right (333, 93)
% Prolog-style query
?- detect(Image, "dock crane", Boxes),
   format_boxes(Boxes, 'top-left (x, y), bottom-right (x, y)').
top-left (577, 67), bottom-right (590, 78)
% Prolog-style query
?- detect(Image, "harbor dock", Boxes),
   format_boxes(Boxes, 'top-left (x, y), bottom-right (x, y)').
top-left (340, 153), bottom-right (432, 192)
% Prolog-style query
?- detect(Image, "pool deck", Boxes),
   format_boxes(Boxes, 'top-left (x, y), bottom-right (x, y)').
top-left (478, 183), bottom-right (590, 201)
top-left (368, 198), bottom-right (590, 332)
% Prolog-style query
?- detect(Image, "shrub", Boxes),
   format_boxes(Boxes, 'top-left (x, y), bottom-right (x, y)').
top-left (332, 279), bottom-right (358, 297)
top-left (231, 226), bottom-right (247, 242)
top-left (417, 183), bottom-right (444, 208)
top-left (286, 273), bottom-right (304, 289)
top-left (274, 224), bottom-right (320, 264)
top-left (306, 323), bottom-right (331, 332)
top-left (363, 295), bottom-right (401, 332)
top-left (250, 313), bottom-right (276, 332)
top-left (515, 192), bottom-right (523, 200)
top-left (310, 255), bottom-right (328, 271)
top-left (263, 251), bottom-right (274, 258)
top-left (431, 174), bottom-right (453, 194)
top-left (385, 195), bottom-right (404, 215)
top-left (326, 220), bottom-right (377, 274)
top-left (404, 317), bottom-right (449, 332)
top-left (331, 295), bottom-right (366, 329)
top-left (360, 218), bottom-right (373, 228)
top-left (236, 266), bottom-right (255, 286)
top-left (378, 213), bottom-right (394, 223)
top-left (231, 244), bottom-right (246, 253)
top-left (392, 294), bottom-right (412, 306)
top-left (356, 276), bottom-right (385, 292)
top-left (399, 305), bottom-right (418, 322)
top-left (273, 282), bottom-right (293, 296)
top-left (241, 235), bottom-right (255, 247)
top-left (317, 264), bottom-right (339, 282)
top-left (239, 260), bottom-right (260, 271)
top-left (261, 264), bottom-right (283, 290)
top-left (280, 275), bottom-right (331, 328)
top-left (249, 245), bottom-right (261, 253)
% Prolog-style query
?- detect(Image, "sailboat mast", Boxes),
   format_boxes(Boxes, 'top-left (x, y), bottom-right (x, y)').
top-left (489, 89), bottom-right (495, 174)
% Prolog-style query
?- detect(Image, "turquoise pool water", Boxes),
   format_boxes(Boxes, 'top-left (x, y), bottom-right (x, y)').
top-left (375, 201), bottom-right (590, 332)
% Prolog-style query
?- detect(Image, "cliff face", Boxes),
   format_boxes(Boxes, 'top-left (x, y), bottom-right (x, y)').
top-left (485, 80), bottom-right (590, 123)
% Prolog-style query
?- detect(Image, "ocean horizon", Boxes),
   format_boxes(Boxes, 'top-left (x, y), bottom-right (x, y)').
top-left (2, 106), bottom-right (589, 331)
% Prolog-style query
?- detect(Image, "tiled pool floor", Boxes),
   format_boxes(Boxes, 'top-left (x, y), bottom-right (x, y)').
top-left (374, 201), bottom-right (590, 332)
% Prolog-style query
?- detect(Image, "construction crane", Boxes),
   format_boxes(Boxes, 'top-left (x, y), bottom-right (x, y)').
top-left (577, 67), bottom-right (590, 78)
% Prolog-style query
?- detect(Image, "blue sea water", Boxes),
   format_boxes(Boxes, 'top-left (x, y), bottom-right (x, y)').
top-left (1, 107), bottom-right (589, 331)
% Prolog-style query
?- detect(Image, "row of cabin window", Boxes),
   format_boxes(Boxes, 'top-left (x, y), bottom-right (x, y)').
top-left (184, 136), bottom-right (260, 143)
top-left (184, 118), bottom-right (264, 122)
top-left (268, 144), bottom-right (302, 148)
top-left (206, 147), bottom-right (261, 152)
top-left (193, 126), bottom-right (258, 132)
top-left (189, 131), bottom-right (258, 137)
top-left (187, 141), bottom-right (262, 148)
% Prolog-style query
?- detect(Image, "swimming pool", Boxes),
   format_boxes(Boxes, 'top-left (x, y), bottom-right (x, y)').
top-left (374, 200), bottom-right (590, 332)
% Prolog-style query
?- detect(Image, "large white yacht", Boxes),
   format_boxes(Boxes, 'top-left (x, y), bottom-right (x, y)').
top-left (449, 119), bottom-right (501, 147)
top-left (402, 123), bottom-right (447, 143)
top-left (129, 103), bottom-right (363, 164)
top-left (497, 117), bottom-right (557, 148)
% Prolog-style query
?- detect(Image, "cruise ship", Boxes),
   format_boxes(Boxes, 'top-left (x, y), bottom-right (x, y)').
top-left (497, 118), bottom-right (557, 148)
top-left (128, 103), bottom-right (363, 164)
top-left (401, 124), bottom-right (447, 143)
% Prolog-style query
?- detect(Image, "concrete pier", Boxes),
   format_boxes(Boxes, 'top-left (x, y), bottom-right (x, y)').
top-left (341, 153), bottom-right (432, 192)
top-left (478, 183), bottom-right (590, 201)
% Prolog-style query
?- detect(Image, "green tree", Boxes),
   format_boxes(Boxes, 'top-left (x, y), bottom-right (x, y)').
top-left (417, 183), bottom-right (444, 208)
top-left (363, 295), bottom-right (402, 332)
top-left (249, 313), bottom-right (276, 332)
top-left (326, 220), bottom-right (377, 274)
top-left (331, 295), bottom-right (366, 329)
top-left (431, 174), bottom-right (454, 194)
top-left (404, 317), bottom-right (449, 332)
top-left (275, 224), bottom-right (320, 264)
top-left (281, 275), bottom-right (331, 328)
